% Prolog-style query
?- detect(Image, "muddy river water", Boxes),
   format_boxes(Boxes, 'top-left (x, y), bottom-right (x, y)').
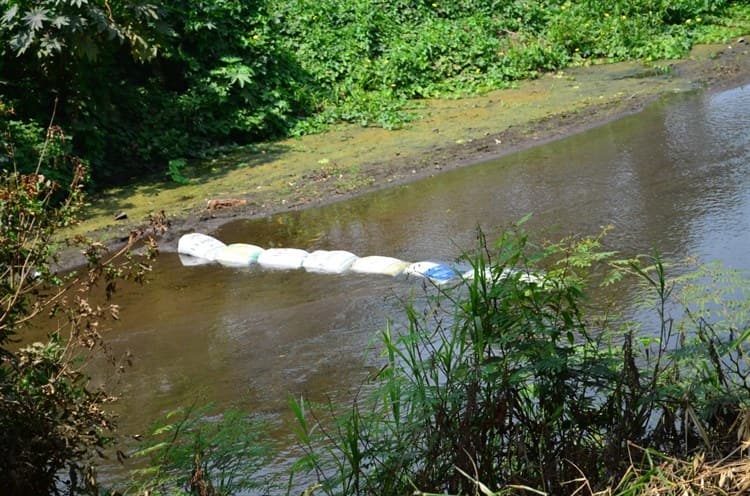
top-left (84, 82), bottom-right (750, 477)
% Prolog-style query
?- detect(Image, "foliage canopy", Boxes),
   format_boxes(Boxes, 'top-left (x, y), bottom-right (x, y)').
top-left (1, 0), bottom-right (748, 188)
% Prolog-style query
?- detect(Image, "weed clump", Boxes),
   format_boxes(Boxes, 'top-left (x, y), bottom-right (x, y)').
top-left (291, 220), bottom-right (750, 495)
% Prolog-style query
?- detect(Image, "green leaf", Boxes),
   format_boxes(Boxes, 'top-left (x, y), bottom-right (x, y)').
top-left (152, 423), bottom-right (176, 436)
top-left (1, 4), bottom-right (18, 25)
top-left (10, 30), bottom-right (34, 55)
top-left (213, 58), bottom-right (256, 89)
top-left (133, 441), bottom-right (169, 458)
top-left (23, 7), bottom-right (49, 31)
top-left (168, 158), bottom-right (189, 184)
top-left (75, 36), bottom-right (99, 61)
top-left (229, 71), bottom-right (253, 88)
top-left (51, 16), bottom-right (70, 29)
top-left (39, 34), bottom-right (63, 56)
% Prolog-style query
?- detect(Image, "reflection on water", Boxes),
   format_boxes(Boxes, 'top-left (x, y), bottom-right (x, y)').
top-left (91, 83), bottom-right (750, 478)
top-left (217, 84), bottom-right (750, 267)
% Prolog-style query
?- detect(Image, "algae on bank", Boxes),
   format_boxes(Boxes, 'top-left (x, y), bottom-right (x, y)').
top-left (74, 43), bottom-right (750, 250)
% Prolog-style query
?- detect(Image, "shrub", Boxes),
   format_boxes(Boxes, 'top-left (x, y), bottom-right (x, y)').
top-left (125, 404), bottom-right (274, 496)
top-left (2, 0), bottom-right (748, 187)
top-left (291, 222), bottom-right (750, 495)
top-left (0, 109), bottom-right (164, 494)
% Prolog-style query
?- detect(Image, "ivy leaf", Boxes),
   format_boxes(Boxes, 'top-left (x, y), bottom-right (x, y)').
top-left (23, 7), bottom-right (49, 31)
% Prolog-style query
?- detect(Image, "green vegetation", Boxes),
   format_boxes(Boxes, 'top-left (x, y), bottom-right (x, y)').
top-left (3, 111), bottom-right (750, 493)
top-left (3, 2), bottom-right (750, 494)
top-left (126, 404), bottom-right (272, 495)
top-left (2, 0), bottom-right (749, 190)
top-left (289, 223), bottom-right (750, 495)
top-left (0, 107), bottom-right (163, 494)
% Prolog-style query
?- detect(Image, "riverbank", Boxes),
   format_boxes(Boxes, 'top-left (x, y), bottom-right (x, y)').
top-left (71, 40), bottom-right (750, 263)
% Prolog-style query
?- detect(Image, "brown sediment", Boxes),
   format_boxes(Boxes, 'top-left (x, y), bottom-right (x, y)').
top-left (65, 41), bottom-right (750, 266)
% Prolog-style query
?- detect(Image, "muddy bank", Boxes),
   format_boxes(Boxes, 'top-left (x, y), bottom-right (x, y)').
top-left (69, 41), bottom-right (750, 264)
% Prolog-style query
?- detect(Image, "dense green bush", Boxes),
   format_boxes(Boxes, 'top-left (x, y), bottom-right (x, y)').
top-left (0, 0), bottom-right (313, 186)
top-left (0, 113), bottom-right (80, 189)
top-left (274, 0), bottom-right (568, 130)
top-left (1, 0), bottom-right (748, 188)
top-left (149, 0), bottom-right (311, 143)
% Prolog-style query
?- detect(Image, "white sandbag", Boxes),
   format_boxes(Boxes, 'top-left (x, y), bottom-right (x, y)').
top-left (350, 256), bottom-right (410, 277)
top-left (177, 233), bottom-right (226, 261)
top-left (462, 267), bottom-right (542, 285)
top-left (178, 253), bottom-right (214, 267)
top-left (518, 272), bottom-right (542, 284)
top-left (214, 243), bottom-right (265, 267)
top-left (404, 261), bottom-right (440, 278)
top-left (405, 261), bottom-right (460, 285)
top-left (461, 266), bottom-right (496, 281)
top-left (257, 248), bottom-right (309, 270)
top-left (303, 250), bottom-right (359, 274)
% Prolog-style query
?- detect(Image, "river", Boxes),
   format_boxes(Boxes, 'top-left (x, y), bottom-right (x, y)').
top-left (87, 82), bottom-right (750, 483)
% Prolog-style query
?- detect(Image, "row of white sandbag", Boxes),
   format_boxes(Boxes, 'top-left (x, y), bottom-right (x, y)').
top-left (177, 232), bottom-right (539, 286)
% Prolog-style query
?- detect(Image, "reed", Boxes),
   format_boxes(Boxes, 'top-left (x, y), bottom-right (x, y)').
top-left (290, 220), bottom-right (750, 495)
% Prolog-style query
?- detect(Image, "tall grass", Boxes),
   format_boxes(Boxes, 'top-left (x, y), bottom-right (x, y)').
top-left (290, 222), bottom-right (750, 495)
top-left (125, 404), bottom-right (273, 495)
top-left (115, 222), bottom-right (750, 495)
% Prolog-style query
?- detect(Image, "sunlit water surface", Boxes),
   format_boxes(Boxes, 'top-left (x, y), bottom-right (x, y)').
top-left (54, 83), bottom-right (750, 485)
